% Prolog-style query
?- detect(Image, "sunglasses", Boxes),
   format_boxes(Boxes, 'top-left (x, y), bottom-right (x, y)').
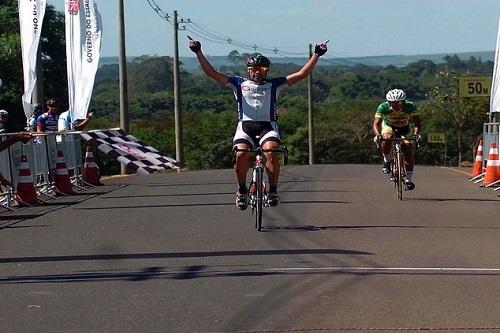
top-left (247, 66), bottom-right (269, 72)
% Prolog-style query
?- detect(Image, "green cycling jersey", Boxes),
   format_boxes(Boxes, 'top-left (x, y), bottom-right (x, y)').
top-left (375, 100), bottom-right (418, 128)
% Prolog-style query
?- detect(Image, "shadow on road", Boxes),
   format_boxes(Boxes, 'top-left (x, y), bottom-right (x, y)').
top-left (0, 248), bottom-right (372, 264)
top-left (77, 199), bottom-right (351, 210)
top-left (3, 264), bottom-right (500, 285)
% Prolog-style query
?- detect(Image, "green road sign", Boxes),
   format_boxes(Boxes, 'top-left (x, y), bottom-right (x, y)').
top-left (428, 133), bottom-right (445, 143)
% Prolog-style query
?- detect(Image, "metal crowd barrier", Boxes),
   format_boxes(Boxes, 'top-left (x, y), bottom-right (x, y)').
top-left (483, 123), bottom-right (500, 156)
top-left (0, 131), bottom-right (87, 209)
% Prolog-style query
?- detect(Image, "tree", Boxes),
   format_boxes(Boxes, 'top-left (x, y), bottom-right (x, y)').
top-left (227, 50), bottom-right (241, 67)
top-left (128, 56), bottom-right (174, 95)
top-left (0, 1), bottom-right (66, 130)
top-left (427, 69), bottom-right (488, 165)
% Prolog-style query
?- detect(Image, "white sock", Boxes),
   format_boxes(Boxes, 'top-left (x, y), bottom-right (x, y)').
top-left (406, 171), bottom-right (413, 182)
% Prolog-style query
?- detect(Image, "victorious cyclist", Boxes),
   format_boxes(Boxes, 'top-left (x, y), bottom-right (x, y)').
top-left (373, 89), bottom-right (422, 190)
top-left (188, 37), bottom-right (328, 209)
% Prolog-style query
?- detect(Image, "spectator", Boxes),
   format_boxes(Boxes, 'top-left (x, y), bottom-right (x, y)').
top-left (0, 110), bottom-right (11, 134)
top-left (58, 108), bottom-right (94, 131)
top-left (26, 103), bottom-right (43, 131)
top-left (37, 98), bottom-right (59, 132)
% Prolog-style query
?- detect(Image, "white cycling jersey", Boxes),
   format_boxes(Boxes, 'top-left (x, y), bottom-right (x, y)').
top-left (226, 75), bottom-right (287, 122)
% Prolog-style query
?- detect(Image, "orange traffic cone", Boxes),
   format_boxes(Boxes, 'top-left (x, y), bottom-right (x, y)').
top-left (82, 146), bottom-right (103, 186)
top-left (54, 150), bottom-right (75, 195)
top-left (471, 140), bottom-right (484, 177)
top-left (483, 142), bottom-right (500, 186)
top-left (15, 155), bottom-right (39, 205)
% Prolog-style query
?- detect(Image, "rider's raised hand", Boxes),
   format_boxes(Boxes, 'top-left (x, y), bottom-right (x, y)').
top-left (187, 36), bottom-right (201, 53)
top-left (314, 40), bottom-right (328, 56)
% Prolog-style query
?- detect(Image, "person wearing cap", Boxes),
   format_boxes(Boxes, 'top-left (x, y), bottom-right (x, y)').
top-left (0, 110), bottom-right (10, 134)
top-left (26, 103), bottom-right (43, 131)
top-left (37, 98), bottom-right (59, 132)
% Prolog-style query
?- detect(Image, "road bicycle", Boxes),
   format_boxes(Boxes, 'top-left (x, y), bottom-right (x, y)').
top-left (376, 136), bottom-right (420, 200)
top-left (233, 146), bottom-right (288, 231)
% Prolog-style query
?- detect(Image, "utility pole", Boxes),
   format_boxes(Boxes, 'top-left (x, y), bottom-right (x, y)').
top-left (172, 11), bottom-right (190, 166)
top-left (118, 0), bottom-right (129, 174)
top-left (307, 44), bottom-right (315, 165)
top-left (172, 10), bottom-right (184, 165)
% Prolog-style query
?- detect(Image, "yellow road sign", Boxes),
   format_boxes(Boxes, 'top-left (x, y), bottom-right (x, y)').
top-left (458, 75), bottom-right (492, 97)
top-left (428, 133), bottom-right (445, 143)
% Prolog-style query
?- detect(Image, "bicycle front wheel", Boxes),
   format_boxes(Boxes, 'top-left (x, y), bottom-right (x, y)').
top-left (254, 167), bottom-right (264, 231)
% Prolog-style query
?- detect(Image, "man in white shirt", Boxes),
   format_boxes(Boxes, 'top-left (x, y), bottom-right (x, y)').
top-left (58, 109), bottom-right (94, 131)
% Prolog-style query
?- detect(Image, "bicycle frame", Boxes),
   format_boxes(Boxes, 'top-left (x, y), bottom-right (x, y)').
top-left (391, 138), bottom-right (406, 200)
top-left (233, 146), bottom-right (288, 231)
top-left (377, 137), bottom-right (419, 200)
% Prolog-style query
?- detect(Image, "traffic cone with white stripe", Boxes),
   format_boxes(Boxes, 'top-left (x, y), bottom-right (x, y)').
top-left (471, 139), bottom-right (484, 177)
top-left (82, 146), bottom-right (103, 186)
top-left (482, 142), bottom-right (500, 187)
top-left (15, 155), bottom-right (39, 205)
top-left (54, 150), bottom-right (75, 195)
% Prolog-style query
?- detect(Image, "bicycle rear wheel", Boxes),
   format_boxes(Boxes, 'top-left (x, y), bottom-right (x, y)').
top-left (254, 167), bottom-right (264, 231)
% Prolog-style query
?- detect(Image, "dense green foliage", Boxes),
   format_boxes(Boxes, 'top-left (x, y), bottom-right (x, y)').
top-left (90, 54), bottom-right (491, 171)
top-left (0, 1), bottom-right (67, 130)
top-left (0, 1), bottom-right (493, 173)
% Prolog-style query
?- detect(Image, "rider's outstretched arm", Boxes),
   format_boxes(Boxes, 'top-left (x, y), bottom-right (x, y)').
top-left (188, 37), bottom-right (228, 85)
top-left (286, 41), bottom-right (328, 86)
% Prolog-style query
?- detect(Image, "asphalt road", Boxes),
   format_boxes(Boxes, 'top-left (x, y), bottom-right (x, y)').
top-left (0, 164), bottom-right (499, 333)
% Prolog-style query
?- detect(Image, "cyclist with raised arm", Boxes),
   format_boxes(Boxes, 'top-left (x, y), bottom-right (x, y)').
top-left (188, 37), bottom-right (328, 210)
top-left (373, 89), bottom-right (422, 190)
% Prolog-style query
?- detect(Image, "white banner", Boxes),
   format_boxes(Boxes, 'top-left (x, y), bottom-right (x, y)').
top-left (65, 0), bottom-right (102, 120)
top-left (19, 0), bottom-right (46, 119)
top-left (491, 17), bottom-right (500, 114)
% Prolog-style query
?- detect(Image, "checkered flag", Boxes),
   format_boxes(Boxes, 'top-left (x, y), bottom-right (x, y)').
top-left (80, 128), bottom-right (180, 175)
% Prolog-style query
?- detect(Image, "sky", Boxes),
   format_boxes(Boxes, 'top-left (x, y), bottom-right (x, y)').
top-left (48, 0), bottom-right (500, 59)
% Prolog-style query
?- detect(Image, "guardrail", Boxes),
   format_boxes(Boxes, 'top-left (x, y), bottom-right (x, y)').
top-left (0, 131), bottom-right (87, 210)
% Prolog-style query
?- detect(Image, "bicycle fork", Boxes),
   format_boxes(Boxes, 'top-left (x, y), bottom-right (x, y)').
top-left (249, 156), bottom-right (268, 211)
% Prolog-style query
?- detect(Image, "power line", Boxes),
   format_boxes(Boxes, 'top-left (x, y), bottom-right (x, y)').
top-left (144, 0), bottom-right (370, 66)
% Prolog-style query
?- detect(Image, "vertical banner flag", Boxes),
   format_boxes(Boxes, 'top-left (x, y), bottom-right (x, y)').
top-left (491, 16), bottom-right (500, 114)
top-left (65, 0), bottom-right (102, 121)
top-left (19, 0), bottom-right (46, 119)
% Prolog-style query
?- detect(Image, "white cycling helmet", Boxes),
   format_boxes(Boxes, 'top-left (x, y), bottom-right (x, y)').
top-left (386, 89), bottom-right (406, 102)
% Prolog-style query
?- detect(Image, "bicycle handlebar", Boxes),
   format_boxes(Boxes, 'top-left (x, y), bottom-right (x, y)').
top-left (375, 136), bottom-right (421, 149)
